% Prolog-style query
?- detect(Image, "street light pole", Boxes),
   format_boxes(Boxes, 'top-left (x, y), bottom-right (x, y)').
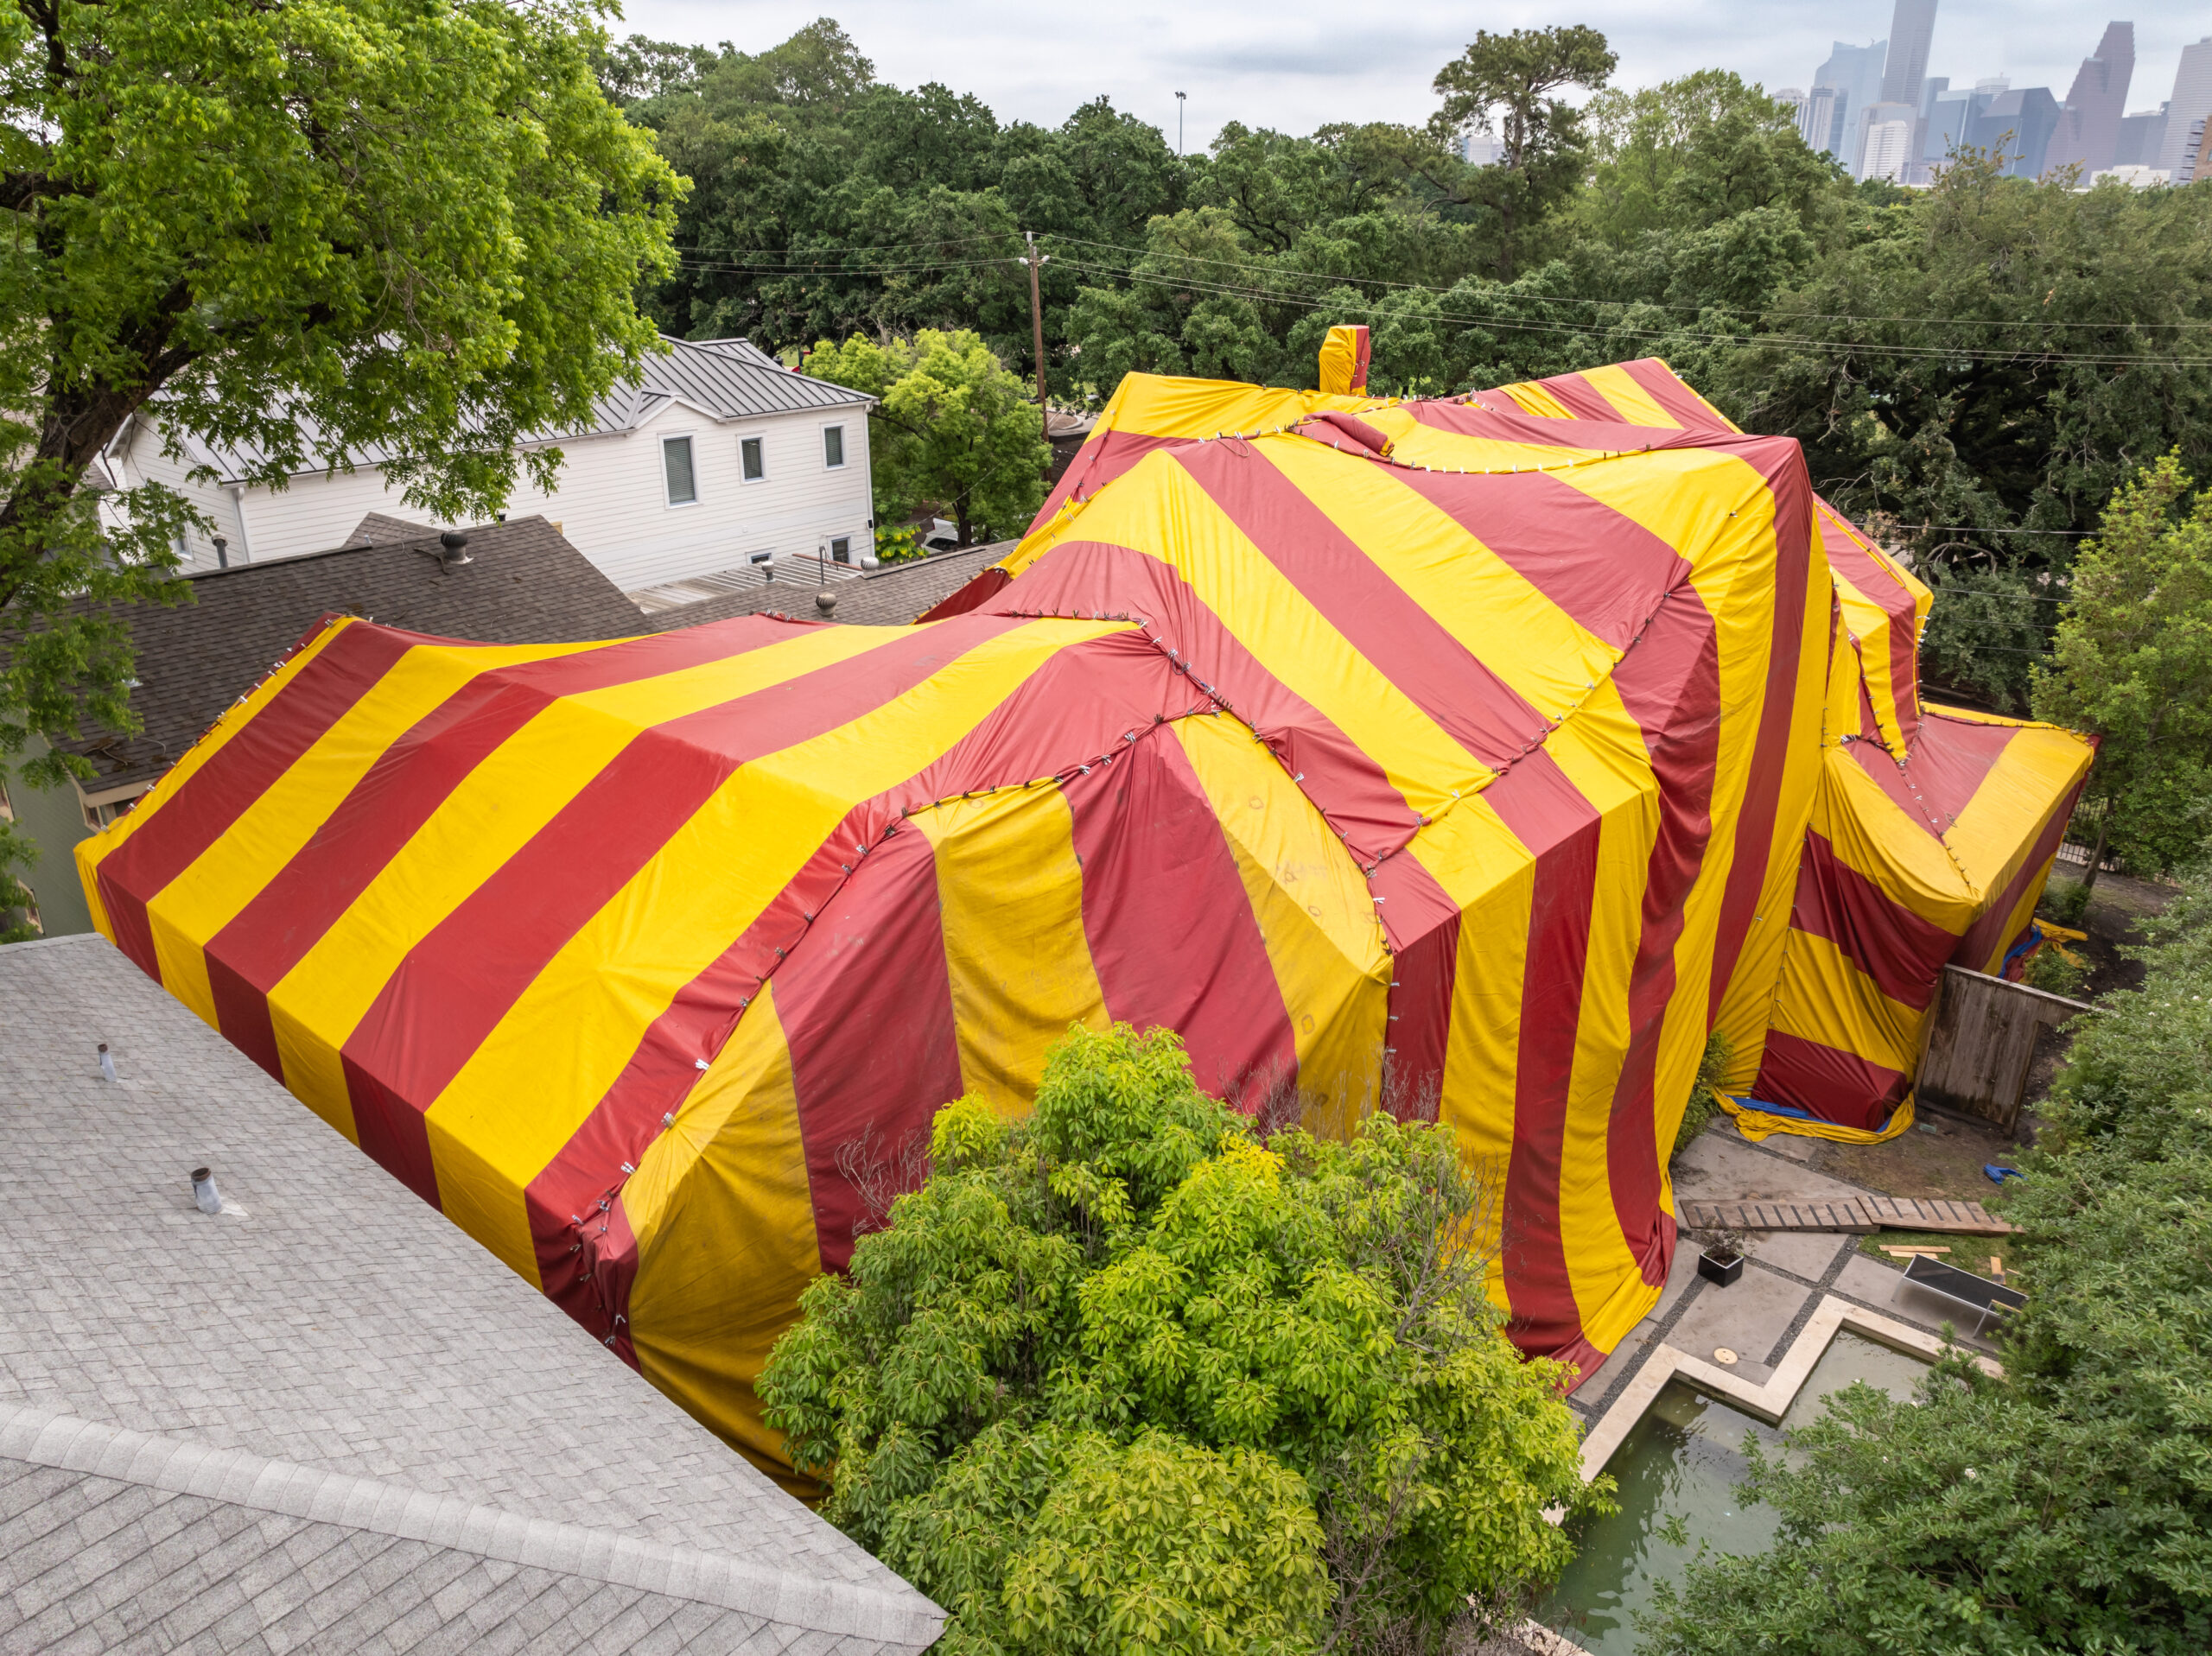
top-left (1176, 91), bottom-right (1186, 157)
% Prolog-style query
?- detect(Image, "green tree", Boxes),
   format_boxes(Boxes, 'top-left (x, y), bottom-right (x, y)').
top-left (2031, 454), bottom-right (2212, 879)
top-left (808, 330), bottom-right (1048, 546)
top-left (1429, 26), bottom-right (1618, 278)
top-left (760, 1025), bottom-right (1604, 1655)
top-left (1638, 858), bottom-right (2212, 1656)
top-left (0, 0), bottom-right (678, 927)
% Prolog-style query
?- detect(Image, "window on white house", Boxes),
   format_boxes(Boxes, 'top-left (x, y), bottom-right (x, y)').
top-left (830, 536), bottom-right (851, 564)
top-left (741, 435), bottom-right (766, 481)
top-left (663, 435), bottom-right (697, 505)
top-left (823, 425), bottom-right (846, 468)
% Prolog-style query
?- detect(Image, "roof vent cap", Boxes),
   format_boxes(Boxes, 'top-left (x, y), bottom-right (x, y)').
top-left (437, 530), bottom-right (472, 567)
top-left (191, 1167), bottom-right (222, 1215)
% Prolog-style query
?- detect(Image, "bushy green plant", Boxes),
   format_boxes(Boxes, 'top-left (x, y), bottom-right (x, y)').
top-left (1638, 855), bottom-right (2212, 1655)
top-left (874, 525), bottom-right (928, 564)
top-left (760, 1024), bottom-right (1605, 1655)
top-left (1670, 1029), bottom-right (1733, 1161)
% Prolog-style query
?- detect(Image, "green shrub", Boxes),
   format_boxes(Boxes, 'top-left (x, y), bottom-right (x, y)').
top-left (760, 1023), bottom-right (1607, 1655)
top-left (1671, 1030), bottom-right (1734, 1161)
top-left (1638, 857), bottom-right (2212, 1655)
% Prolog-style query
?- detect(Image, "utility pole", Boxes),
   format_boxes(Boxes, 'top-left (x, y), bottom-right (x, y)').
top-left (1024, 230), bottom-right (1049, 409)
top-left (1176, 91), bottom-right (1186, 157)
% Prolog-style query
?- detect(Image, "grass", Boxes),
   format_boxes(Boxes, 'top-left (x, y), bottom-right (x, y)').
top-left (1858, 1228), bottom-right (2022, 1282)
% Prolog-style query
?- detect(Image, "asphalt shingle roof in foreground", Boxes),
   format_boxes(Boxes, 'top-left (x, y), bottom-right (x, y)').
top-left (0, 934), bottom-right (944, 1655)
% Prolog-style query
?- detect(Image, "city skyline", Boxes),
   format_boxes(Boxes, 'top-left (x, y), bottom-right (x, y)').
top-left (621, 2), bottom-right (2212, 155)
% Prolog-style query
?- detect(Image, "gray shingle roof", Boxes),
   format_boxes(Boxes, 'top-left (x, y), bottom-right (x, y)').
top-left (154, 339), bottom-right (872, 485)
top-left (0, 934), bottom-right (942, 1655)
top-left (649, 544), bottom-right (1009, 633)
top-left (49, 516), bottom-right (649, 793)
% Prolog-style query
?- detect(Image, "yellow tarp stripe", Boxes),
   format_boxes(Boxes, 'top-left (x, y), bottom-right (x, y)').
top-left (1173, 713), bottom-right (1390, 1126)
top-left (1021, 448), bottom-right (1486, 819)
top-left (1769, 929), bottom-right (1924, 1075)
top-left (142, 640), bottom-right (614, 1039)
top-left (1259, 437), bottom-right (1622, 731)
top-left (425, 620), bottom-right (1128, 1286)
top-left (912, 783), bottom-right (1109, 1111)
top-left (1579, 364), bottom-right (1681, 428)
top-left (265, 622), bottom-right (921, 1145)
top-left (623, 980), bottom-right (820, 1488)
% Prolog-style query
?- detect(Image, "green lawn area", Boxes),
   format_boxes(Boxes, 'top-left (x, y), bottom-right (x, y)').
top-left (1858, 1229), bottom-right (2021, 1282)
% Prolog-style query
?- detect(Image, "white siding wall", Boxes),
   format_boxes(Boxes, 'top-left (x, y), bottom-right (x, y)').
top-left (107, 402), bottom-right (876, 592)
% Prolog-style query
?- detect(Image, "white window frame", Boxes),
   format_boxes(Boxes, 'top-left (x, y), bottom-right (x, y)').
top-left (739, 433), bottom-right (767, 484)
top-left (662, 435), bottom-right (699, 508)
top-left (829, 535), bottom-right (852, 564)
top-left (822, 422), bottom-right (847, 470)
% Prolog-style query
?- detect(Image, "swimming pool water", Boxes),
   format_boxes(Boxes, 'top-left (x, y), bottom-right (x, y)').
top-left (1542, 1331), bottom-right (1930, 1653)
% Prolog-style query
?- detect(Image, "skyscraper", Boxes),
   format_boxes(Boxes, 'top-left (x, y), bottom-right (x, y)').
top-left (2158, 37), bottom-right (2212, 177)
top-left (1817, 38), bottom-right (1891, 171)
top-left (1879, 0), bottom-right (1940, 108)
top-left (2046, 22), bottom-right (2137, 176)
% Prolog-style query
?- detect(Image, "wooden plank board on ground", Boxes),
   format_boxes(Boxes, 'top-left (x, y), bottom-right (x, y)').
top-left (1681, 1196), bottom-right (2018, 1235)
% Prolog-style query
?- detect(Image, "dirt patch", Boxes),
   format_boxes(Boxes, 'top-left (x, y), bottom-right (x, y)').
top-left (1811, 1109), bottom-right (2027, 1202)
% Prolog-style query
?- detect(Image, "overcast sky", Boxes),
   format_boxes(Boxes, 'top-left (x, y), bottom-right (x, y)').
top-left (613, 3), bottom-right (2209, 149)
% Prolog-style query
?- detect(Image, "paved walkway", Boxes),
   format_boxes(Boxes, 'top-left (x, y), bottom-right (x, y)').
top-left (1572, 1123), bottom-right (2004, 1419)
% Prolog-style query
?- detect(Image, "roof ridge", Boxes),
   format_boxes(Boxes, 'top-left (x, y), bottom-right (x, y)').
top-left (0, 1402), bottom-right (943, 1648)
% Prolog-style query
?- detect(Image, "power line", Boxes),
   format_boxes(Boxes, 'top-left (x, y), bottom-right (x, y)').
top-left (1034, 231), bottom-right (2212, 334)
top-left (1046, 256), bottom-right (2212, 370)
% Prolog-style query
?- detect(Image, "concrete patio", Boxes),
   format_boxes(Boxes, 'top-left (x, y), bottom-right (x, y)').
top-left (1571, 1120), bottom-right (2006, 1428)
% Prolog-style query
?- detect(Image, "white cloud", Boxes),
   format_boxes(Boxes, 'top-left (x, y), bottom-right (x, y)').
top-left (609, 3), bottom-right (2212, 149)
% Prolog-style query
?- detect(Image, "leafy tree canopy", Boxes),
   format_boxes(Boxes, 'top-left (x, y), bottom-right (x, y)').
top-left (2031, 453), bottom-right (2212, 875)
top-left (758, 1024), bottom-right (1605, 1655)
top-left (1639, 858), bottom-right (2212, 1655)
top-left (805, 329), bottom-right (1048, 545)
top-left (0, 0), bottom-right (679, 927)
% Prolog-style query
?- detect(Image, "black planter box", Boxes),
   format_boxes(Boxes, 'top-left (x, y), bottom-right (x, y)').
top-left (1698, 1249), bottom-right (1745, 1286)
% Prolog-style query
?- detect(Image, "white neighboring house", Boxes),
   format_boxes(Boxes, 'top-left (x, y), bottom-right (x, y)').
top-left (99, 337), bottom-right (880, 594)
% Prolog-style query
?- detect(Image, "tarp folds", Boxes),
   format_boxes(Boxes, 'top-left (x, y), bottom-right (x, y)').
top-left (78, 352), bottom-right (2088, 1476)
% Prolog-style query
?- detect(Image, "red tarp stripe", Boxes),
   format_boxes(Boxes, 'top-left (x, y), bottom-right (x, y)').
top-left (336, 614), bottom-right (1033, 1144)
top-left (1482, 751), bottom-right (1603, 1351)
top-left (1394, 470), bottom-right (1693, 652)
top-left (976, 538), bottom-right (1423, 858)
top-left (779, 825), bottom-right (965, 1273)
top-left (1792, 832), bottom-right (1958, 1011)
top-left (1704, 440), bottom-right (1816, 1022)
top-left (529, 631), bottom-right (1190, 1325)
top-left (1953, 778), bottom-right (2087, 970)
top-left (1751, 1028), bottom-right (1910, 1132)
top-left (918, 565), bottom-right (1012, 621)
top-left (1528, 373), bottom-right (1627, 423)
top-left (1404, 399), bottom-right (1710, 458)
top-left (1035, 430), bottom-right (1190, 524)
top-left (1601, 587), bottom-right (1725, 1290)
top-left (1173, 443), bottom-right (1548, 771)
top-left (1383, 912), bottom-right (1459, 1107)
top-left (203, 619), bottom-right (826, 1071)
top-left (96, 621), bottom-right (416, 979)
top-left (1852, 712), bottom-right (2017, 840)
top-left (1616, 360), bottom-right (1732, 432)
top-left (1064, 730), bottom-right (1300, 1106)
top-left (342, 1050), bottom-right (444, 1209)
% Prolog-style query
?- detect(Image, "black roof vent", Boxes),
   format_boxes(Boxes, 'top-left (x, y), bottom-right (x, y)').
top-left (437, 530), bottom-right (472, 568)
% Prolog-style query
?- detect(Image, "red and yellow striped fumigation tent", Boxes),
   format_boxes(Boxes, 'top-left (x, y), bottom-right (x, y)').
top-left (1448, 364), bottom-right (2094, 1139)
top-left (74, 352), bottom-right (2077, 1481)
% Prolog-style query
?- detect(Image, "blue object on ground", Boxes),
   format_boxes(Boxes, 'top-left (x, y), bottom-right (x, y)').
top-left (1984, 1164), bottom-right (2025, 1183)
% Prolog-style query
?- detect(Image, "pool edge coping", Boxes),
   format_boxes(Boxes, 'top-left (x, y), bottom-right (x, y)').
top-left (1574, 1294), bottom-right (2005, 1483)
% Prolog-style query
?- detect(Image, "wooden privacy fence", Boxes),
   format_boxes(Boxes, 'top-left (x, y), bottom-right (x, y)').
top-left (1916, 965), bottom-right (2095, 1136)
